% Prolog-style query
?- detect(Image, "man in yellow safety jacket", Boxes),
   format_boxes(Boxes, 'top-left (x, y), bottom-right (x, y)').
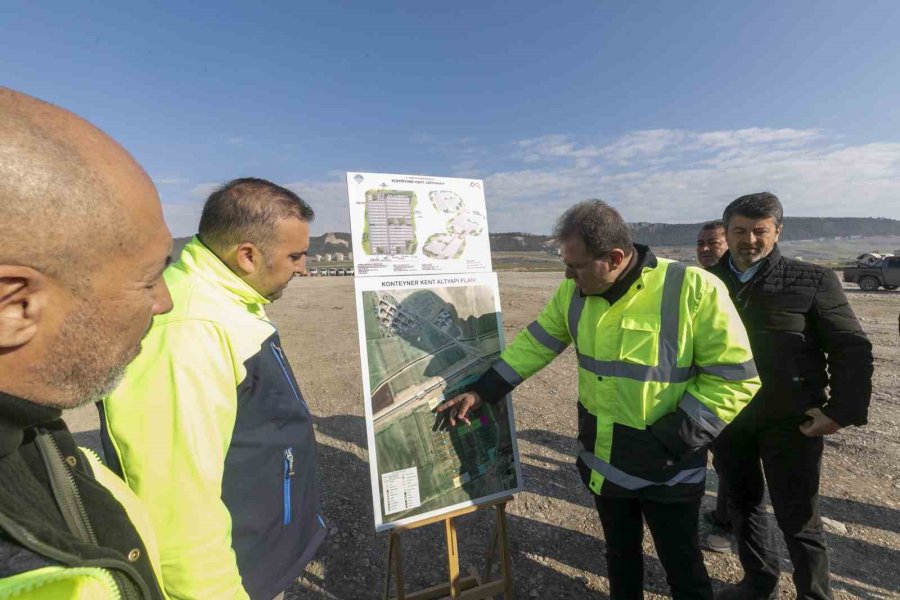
top-left (439, 200), bottom-right (760, 600)
top-left (100, 179), bottom-right (325, 600)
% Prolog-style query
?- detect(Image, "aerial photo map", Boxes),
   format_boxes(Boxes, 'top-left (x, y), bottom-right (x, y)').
top-left (356, 273), bottom-right (520, 530)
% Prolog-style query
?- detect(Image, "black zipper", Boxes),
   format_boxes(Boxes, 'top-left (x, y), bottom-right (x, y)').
top-left (33, 430), bottom-right (146, 600)
top-left (34, 431), bottom-right (99, 546)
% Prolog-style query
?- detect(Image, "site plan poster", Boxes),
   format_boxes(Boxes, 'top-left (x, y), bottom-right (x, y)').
top-left (346, 172), bottom-right (493, 276)
top-left (354, 272), bottom-right (522, 531)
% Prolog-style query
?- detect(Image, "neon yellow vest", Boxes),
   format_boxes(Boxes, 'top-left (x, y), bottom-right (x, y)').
top-left (495, 259), bottom-right (760, 493)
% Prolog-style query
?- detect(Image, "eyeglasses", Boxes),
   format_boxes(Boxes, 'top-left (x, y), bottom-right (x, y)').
top-left (560, 252), bottom-right (608, 272)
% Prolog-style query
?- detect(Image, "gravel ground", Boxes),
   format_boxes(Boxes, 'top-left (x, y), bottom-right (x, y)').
top-left (66, 273), bottom-right (900, 599)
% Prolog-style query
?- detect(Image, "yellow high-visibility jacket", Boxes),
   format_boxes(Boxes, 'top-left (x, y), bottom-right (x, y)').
top-left (99, 237), bottom-right (325, 600)
top-left (474, 248), bottom-right (760, 498)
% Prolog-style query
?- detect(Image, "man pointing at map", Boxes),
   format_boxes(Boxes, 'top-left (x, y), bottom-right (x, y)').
top-left (438, 200), bottom-right (760, 600)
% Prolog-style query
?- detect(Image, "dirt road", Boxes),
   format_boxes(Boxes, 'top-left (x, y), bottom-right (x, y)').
top-left (66, 272), bottom-right (900, 599)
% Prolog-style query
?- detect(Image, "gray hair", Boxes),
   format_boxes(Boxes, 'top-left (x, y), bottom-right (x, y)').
top-left (553, 199), bottom-right (634, 256)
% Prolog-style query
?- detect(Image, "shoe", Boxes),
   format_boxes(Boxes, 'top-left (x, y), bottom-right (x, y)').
top-left (703, 531), bottom-right (734, 554)
top-left (704, 509), bottom-right (732, 531)
top-left (715, 581), bottom-right (779, 599)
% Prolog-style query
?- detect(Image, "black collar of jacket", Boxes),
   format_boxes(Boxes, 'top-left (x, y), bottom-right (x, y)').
top-left (714, 244), bottom-right (783, 286)
top-left (0, 391), bottom-right (62, 458)
top-left (584, 243), bottom-right (657, 304)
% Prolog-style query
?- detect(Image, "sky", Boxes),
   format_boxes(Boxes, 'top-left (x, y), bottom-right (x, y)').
top-left (3, 0), bottom-right (900, 236)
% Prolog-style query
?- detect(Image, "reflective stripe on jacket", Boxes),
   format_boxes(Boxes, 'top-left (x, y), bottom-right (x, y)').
top-left (492, 256), bottom-right (760, 497)
top-left (100, 237), bottom-right (326, 600)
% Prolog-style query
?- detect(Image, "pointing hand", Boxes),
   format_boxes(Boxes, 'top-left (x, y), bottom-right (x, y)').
top-left (435, 392), bottom-right (484, 427)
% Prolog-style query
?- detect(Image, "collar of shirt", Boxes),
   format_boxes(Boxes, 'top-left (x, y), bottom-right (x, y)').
top-left (729, 255), bottom-right (762, 283)
top-left (0, 390), bottom-right (62, 457)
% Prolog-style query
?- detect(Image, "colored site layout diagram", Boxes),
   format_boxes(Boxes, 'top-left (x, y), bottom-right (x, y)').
top-left (357, 275), bottom-right (520, 529)
top-left (347, 173), bottom-right (492, 276)
top-left (422, 191), bottom-right (486, 260)
top-left (362, 188), bottom-right (417, 256)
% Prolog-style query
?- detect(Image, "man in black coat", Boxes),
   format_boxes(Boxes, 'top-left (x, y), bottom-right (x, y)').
top-left (709, 193), bottom-right (873, 600)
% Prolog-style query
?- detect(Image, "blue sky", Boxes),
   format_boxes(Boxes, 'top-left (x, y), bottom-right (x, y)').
top-left (3, 1), bottom-right (900, 236)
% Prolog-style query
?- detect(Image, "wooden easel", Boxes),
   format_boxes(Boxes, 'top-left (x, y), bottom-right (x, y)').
top-left (383, 497), bottom-right (514, 600)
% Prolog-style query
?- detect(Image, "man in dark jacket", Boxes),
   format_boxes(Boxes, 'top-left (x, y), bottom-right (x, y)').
top-left (709, 193), bottom-right (873, 600)
top-left (695, 220), bottom-right (735, 554)
top-left (0, 87), bottom-right (174, 598)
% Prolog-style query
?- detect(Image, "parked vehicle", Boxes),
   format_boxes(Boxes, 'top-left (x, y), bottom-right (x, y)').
top-left (308, 268), bottom-right (318, 276)
top-left (337, 267), bottom-right (346, 276)
top-left (327, 267), bottom-right (338, 276)
top-left (843, 253), bottom-right (900, 291)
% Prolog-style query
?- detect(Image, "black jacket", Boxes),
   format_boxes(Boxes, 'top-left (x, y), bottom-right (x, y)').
top-left (0, 391), bottom-right (165, 599)
top-left (709, 246), bottom-right (873, 426)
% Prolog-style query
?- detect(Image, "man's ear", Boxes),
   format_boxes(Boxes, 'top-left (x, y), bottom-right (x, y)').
top-left (607, 248), bottom-right (627, 269)
top-left (0, 266), bottom-right (45, 349)
top-left (234, 242), bottom-right (264, 275)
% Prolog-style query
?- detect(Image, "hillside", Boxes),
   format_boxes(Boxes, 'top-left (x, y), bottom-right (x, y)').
top-left (630, 217), bottom-right (900, 246)
top-left (494, 217), bottom-right (900, 249)
top-left (170, 217), bottom-right (900, 262)
top-left (171, 232), bottom-right (355, 260)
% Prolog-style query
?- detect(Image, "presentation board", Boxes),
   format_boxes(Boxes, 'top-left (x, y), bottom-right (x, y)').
top-left (354, 272), bottom-right (521, 531)
top-left (347, 172), bottom-right (492, 276)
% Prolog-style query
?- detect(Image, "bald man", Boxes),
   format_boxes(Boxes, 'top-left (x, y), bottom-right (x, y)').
top-left (0, 88), bottom-right (173, 599)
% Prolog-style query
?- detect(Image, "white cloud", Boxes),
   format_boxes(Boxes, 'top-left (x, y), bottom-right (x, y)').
top-left (160, 128), bottom-right (900, 238)
top-left (284, 179), bottom-right (349, 235)
top-left (154, 176), bottom-right (189, 185)
top-left (693, 127), bottom-right (823, 150)
top-left (482, 128), bottom-right (900, 233)
top-left (190, 182), bottom-right (221, 198)
top-left (161, 202), bottom-right (203, 238)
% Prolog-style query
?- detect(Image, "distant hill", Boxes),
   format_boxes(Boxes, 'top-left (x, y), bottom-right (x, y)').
top-left (488, 232), bottom-right (557, 252)
top-left (170, 232), bottom-right (353, 261)
top-left (170, 217), bottom-right (900, 262)
top-left (491, 217), bottom-right (900, 249)
top-left (629, 217), bottom-right (900, 246)
top-left (309, 232), bottom-right (352, 255)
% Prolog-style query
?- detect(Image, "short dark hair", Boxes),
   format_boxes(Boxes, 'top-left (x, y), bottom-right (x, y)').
top-left (199, 178), bottom-right (314, 256)
top-left (723, 192), bottom-right (783, 227)
top-left (699, 220), bottom-right (725, 232)
top-left (554, 199), bottom-right (634, 257)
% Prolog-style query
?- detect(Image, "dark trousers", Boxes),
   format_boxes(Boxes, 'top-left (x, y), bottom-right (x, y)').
top-left (712, 450), bottom-right (731, 526)
top-left (714, 415), bottom-right (832, 600)
top-left (595, 494), bottom-right (712, 600)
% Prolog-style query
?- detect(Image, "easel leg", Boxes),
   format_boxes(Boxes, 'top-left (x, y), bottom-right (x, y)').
top-left (483, 514), bottom-right (499, 581)
top-left (445, 517), bottom-right (461, 598)
top-left (496, 503), bottom-right (513, 600)
top-left (382, 497), bottom-right (514, 600)
top-left (384, 531), bottom-right (406, 600)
